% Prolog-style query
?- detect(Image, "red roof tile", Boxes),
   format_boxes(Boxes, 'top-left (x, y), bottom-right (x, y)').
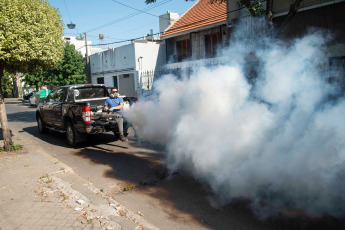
top-left (161, 0), bottom-right (227, 38)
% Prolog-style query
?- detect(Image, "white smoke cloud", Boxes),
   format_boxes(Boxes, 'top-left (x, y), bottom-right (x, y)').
top-left (125, 27), bottom-right (345, 218)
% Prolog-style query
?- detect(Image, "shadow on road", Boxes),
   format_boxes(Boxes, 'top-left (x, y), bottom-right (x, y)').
top-left (22, 126), bottom-right (118, 149)
top-left (22, 125), bottom-right (161, 154)
top-left (72, 146), bottom-right (345, 230)
top-left (7, 111), bottom-right (37, 123)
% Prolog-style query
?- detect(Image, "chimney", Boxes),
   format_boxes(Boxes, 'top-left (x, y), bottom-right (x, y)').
top-left (159, 11), bottom-right (179, 34)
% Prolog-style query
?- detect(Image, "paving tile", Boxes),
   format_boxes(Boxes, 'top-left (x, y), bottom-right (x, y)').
top-left (57, 218), bottom-right (70, 226)
top-left (63, 219), bottom-right (76, 228)
top-left (47, 218), bottom-right (62, 226)
top-left (35, 218), bottom-right (52, 226)
top-left (43, 212), bottom-right (56, 219)
top-left (53, 212), bottom-right (69, 220)
top-left (15, 225), bottom-right (30, 230)
top-left (72, 226), bottom-right (83, 230)
top-left (72, 219), bottom-right (84, 227)
top-left (24, 218), bottom-right (40, 225)
top-left (55, 227), bottom-right (68, 230)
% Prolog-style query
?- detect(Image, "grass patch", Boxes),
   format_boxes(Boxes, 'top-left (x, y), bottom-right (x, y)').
top-left (0, 142), bottom-right (23, 153)
top-left (123, 185), bottom-right (135, 191)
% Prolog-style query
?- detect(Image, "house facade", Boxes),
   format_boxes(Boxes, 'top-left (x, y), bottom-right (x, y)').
top-left (227, 0), bottom-right (345, 83)
top-left (160, 0), bottom-right (228, 69)
top-left (89, 40), bottom-right (165, 98)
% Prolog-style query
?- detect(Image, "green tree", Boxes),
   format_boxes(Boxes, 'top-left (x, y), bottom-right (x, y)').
top-left (23, 71), bottom-right (47, 90)
top-left (76, 34), bottom-right (85, 41)
top-left (0, 0), bottom-right (64, 152)
top-left (1, 72), bottom-right (14, 97)
top-left (45, 42), bottom-right (87, 87)
top-left (23, 43), bottom-right (87, 89)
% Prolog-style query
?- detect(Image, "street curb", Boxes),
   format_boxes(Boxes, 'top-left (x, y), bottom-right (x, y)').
top-left (36, 146), bottom-right (74, 174)
top-left (4, 98), bottom-right (22, 101)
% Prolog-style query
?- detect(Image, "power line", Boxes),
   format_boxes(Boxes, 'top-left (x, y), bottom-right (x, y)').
top-left (83, 2), bottom-right (266, 48)
top-left (86, 0), bottom-right (171, 33)
top-left (63, 0), bottom-right (81, 38)
top-left (77, 0), bottom-right (340, 53)
top-left (111, 0), bottom-right (160, 18)
top-left (63, 0), bottom-right (73, 23)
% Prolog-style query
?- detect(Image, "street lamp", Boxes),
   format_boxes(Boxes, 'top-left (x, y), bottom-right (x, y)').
top-left (67, 22), bottom-right (76, 29)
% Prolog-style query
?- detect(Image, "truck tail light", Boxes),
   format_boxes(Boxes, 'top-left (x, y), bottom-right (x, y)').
top-left (82, 106), bottom-right (91, 123)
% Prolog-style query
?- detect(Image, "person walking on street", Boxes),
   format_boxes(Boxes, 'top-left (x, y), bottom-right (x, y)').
top-left (104, 88), bottom-right (127, 142)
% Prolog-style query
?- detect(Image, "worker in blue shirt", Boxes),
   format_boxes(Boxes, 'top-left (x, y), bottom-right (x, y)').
top-left (104, 87), bottom-right (127, 142)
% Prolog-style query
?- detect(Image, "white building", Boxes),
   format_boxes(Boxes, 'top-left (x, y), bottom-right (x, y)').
top-left (89, 40), bottom-right (166, 98)
top-left (63, 36), bottom-right (104, 57)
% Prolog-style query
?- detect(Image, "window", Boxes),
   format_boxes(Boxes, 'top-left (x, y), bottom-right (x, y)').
top-left (97, 77), bottom-right (104, 84)
top-left (67, 89), bottom-right (74, 102)
top-left (73, 87), bottom-right (108, 100)
top-left (205, 33), bottom-right (219, 58)
top-left (47, 90), bottom-right (56, 102)
top-left (176, 39), bottom-right (190, 62)
top-left (55, 88), bottom-right (66, 102)
top-left (113, 76), bottom-right (118, 88)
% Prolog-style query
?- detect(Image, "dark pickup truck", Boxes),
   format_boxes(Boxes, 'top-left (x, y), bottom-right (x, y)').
top-left (36, 84), bottom-right (127, 146)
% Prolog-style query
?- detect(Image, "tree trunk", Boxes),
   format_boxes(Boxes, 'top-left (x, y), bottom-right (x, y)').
top-left (0, 61), bottom-right (13, 152)
top-left (12, 74), bottom-right (19, 98)
top-left (273, 0), bottom-right (304, 37)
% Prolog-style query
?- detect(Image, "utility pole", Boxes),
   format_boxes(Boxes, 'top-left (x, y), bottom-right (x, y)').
top-left (84, 32), bottom-right (91, 83)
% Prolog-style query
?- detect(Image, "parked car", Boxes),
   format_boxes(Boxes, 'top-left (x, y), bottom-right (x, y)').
top-left (23, 91), bottom-right (37, 100)
top-left (36, 84), bottom-right (129, 146)
top-left (29, 89), bottom-right (51, 106)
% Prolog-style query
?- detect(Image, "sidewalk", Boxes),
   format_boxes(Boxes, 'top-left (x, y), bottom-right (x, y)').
top-left (0, 149), bottom-right (96, 230)
top-left (0, 130), bottom-right (145, 229)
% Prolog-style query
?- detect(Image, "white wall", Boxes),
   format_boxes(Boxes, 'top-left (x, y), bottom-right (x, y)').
top-left (90, 44), bottom-right (135, 75)
top-left (134, 41), bottom-right (166, 71)
top-left (63, 36), bottom-right (91, 58)
top-left (90, 41), bottom-right (166, 97)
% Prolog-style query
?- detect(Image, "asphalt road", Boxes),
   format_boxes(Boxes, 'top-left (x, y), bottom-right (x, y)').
top-left (4, 100), bottom-right (345, 230)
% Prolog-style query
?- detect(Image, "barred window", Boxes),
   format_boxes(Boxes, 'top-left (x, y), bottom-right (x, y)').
top-left (176, 39), bottom-right (190, 62)
top-left (205, 33), bottom-right (219, 58)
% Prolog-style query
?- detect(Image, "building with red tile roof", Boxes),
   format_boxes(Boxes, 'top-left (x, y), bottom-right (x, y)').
top-left (160, 0), bottom-right (228, 64)
top-left (161, 0), bottom-right (227, 38)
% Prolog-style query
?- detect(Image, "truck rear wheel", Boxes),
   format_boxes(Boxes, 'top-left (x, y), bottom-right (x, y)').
top-left (66, 122), bottom-right (77, 147)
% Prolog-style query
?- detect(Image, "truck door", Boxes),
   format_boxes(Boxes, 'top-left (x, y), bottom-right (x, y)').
top-left (51, 88), bottom-right (67, 128)
top-left (40, 90), bottom-right (56, 125)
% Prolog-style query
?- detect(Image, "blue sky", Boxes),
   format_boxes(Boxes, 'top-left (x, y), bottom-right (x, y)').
top-left (48, 0), bottom-right (196, 48)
